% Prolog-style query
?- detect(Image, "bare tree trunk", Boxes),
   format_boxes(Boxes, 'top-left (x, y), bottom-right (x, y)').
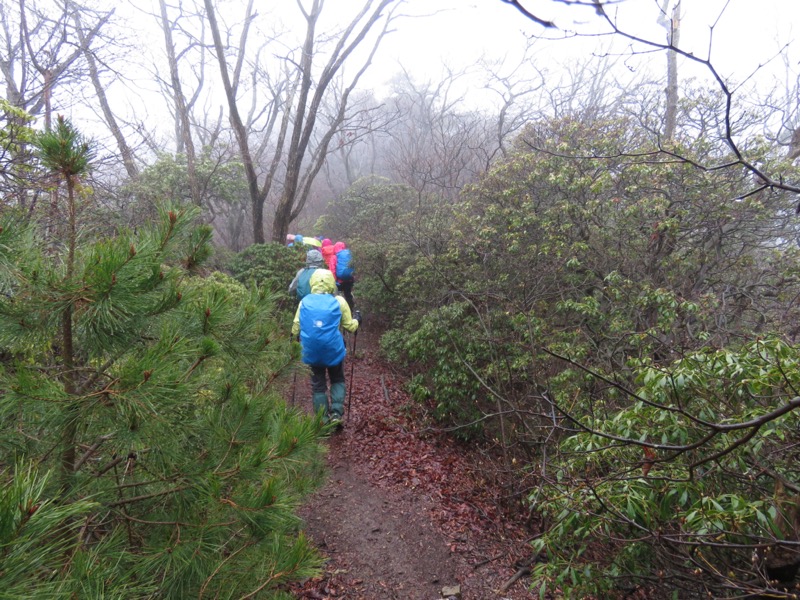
top-left (158, 0), bottom-right (200, 205)
top-left (272, 0), bottom-right (398, 243)
top-left (203, 0), bottom-right (265, 242)
top-left (60, 176), bottom-right (77, 490)
top-left (204, 0), bottom-right (398, 245)
top-left (787, 127), bottom-right (800, 161)
top-left (270, 0), bottom-right (321, 243)
top-left (659, 0), bottom-right (681, 142)
top-left (72, 7), bottom-right (139, 179)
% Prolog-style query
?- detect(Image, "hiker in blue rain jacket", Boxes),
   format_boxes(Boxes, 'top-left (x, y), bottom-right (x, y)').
top-left (291, 269), bottom-right (360, 425)
top-left (288, 249), bottom-right (325, 300)
top-left (333, 241), bottom-right (355, 311)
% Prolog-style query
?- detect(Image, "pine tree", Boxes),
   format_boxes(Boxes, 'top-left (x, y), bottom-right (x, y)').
top-left (0, 118), bottom-right (326, 598)
top-left (34, 115), bottom-right (96, 490)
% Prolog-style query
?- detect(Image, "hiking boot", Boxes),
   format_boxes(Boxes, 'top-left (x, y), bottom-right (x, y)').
top-left (312, 392), bottom-right (329, 417)
top-left (327, 414), bottom-right (344, 432)
top-left (329, 382), bottom-right (345, 417)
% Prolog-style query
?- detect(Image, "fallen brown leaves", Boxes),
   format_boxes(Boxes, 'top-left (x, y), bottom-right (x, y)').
top-left (289, 332), bottom-right (538, 599)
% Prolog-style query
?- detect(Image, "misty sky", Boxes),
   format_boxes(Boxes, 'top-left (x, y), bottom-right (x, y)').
top-left (363, 0), bottom-right (800, 97)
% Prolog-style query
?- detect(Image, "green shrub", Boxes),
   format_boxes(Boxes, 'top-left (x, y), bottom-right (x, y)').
top-left (532, 337), bottom-right (800, 598)
top-left (381, 303), bottom-right (498, 440)
top-left (227, 242), bottom-right (305, 312)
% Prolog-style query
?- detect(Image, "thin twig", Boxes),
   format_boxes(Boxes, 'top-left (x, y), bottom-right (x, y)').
top-left (107, 485), bottom-right (189, 508)
top-left (380, 374), bottom-right (390, 403)
top-left (73, 433), bottom-right (113, 471)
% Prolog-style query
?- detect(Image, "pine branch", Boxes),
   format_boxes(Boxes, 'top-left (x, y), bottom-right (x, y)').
top-left (73, 434), bottom-right (113, 471)
top-left (106, 485), bottom-right (190, 508)
top-left (198, 530), bottom-right (251, 599)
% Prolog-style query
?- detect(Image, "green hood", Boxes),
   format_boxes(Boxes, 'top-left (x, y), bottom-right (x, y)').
top-left (309, 269), bottom-right (336, 294)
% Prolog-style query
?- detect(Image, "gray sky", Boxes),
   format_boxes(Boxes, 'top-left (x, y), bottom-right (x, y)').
top-left (362, 0), bottom-right (800, 93)
top-left (99, 0), bottom-right (800, 146)
top-left (114, 0), bottom-right (800, 102)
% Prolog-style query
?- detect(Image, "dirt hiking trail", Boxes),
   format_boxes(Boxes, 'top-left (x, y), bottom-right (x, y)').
top-left (288, 329), bottom-right (538, 600)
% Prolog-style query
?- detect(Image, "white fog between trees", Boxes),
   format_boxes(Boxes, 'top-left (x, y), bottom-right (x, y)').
top-left (5, 0), bottom-right (800, 246)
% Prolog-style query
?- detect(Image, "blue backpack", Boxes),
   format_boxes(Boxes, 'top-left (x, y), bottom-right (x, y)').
top-left (296, 267), bottom-right (318, 300)
top-left (299, 294), bottom-right (345, 367)
top-left (336, 248), bottom-right (354, 281)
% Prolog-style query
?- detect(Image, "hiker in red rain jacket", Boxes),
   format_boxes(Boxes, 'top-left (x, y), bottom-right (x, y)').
top-left (320, 238), bottom-right (337, 276)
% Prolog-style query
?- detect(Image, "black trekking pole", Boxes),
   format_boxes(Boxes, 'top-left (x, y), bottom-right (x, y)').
top-left (290, 335), bottom-right (298, 407)
top-left (346, 332), bottom-right (357, 418)
top-left (346, 311), bottom-right (361, 420)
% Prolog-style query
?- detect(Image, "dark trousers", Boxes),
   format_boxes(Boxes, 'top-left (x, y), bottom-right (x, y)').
top-left (310, 361), bottom-right (345, 393)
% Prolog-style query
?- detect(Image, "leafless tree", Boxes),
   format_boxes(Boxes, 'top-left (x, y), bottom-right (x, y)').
top-left (155, 0), bottom-right (195, 202)
top-left (478, 39), bottom-right (546, 160)
top-left (70, 2), bottom-right (139, 179)
top-left (319, 89), bottom-right (399, 193)
top-left (204, 0), bottom-right (403, 244)
top-left (558, 0), bottom-right (800, 198)
top-left (0, 0), bottom-right (111, 228)
top-left (381, 69), bottom-right (481, 202)
top-left (1, 0), bottom-right (108, 126)
top-left (657, 0), bottom-right (681, 142)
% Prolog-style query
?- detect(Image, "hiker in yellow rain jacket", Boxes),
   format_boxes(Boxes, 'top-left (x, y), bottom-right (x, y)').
top-left (292, 269), bottom-right (360, 425)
